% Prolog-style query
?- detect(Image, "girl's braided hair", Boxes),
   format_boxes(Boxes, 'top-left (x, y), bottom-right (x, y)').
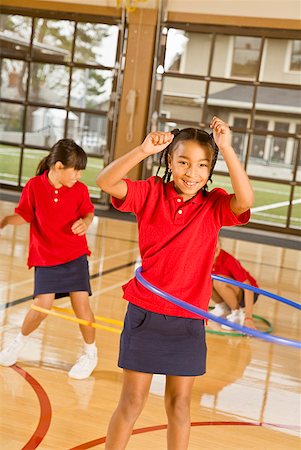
top-left (36, 139), bottom-right (87, 176)
top-left (155, 128), bottom-right (219, 193)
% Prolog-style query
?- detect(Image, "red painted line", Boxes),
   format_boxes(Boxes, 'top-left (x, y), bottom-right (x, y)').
top-left (68, 421), bottom-right (262, 450)
top-left (11, 365), bottom-right (52, 450)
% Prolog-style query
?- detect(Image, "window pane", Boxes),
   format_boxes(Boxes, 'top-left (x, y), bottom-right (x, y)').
top-left (74, 23), bottom-right (119, 67)
top-left (231, 36), bottom-right (261, 79)
top-left (21, 148), bottom-right (48, 185)
top-left (25, 106), bottom-right (66, 147)
top-left (29, 63), bottom-right (69, 106)
top-left (68, 112), bottom-right (107, 156)
top-left (0, 14), bottom-right (32, 58)
top-left (161, 76), bottom-right (206, 123)
top-left (70, 68), bottom-right (114, 110)
top-left (250, 180), bottom-right (290, 227)
top-left (0, 59), bottom-right (28, 100)
top-left (0, 103), bottom-right (24, 144)
top-left (290, 40), bottom-right (301, 71)
top-left (260, 39), bottom-right (301, 83)
top-left (164, 29), bottom-right (212, 76)
top-left (0, 144), bottom-right (21, 186)
top-left (255, 86), bottom-right (300, 115)
top-left (290, 185), bottom-right (301, 230)
top-left (81, 155), bottom-right (104, 198)
top-left (204, 83), bottom-right (254, 125)
top-left (33, 18), bottom-right (74, 62)
top-left (247, 133), bottom-right (295, 181)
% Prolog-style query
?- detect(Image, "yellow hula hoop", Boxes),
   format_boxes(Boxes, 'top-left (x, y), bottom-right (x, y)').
top-left (31, 305), bottom-right (122, 335)
top-left (51, 306), bottom-right (123, 326)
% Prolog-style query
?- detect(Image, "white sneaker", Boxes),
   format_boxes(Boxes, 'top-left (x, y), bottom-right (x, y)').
top-left (0, 338), bottom-right (25, 366)
top-left (68, 352), bottom-right (98, 380)
top-left (211, 302), bottom-right (231, 317)
top-left (221, 309), bottom-right (245, 331)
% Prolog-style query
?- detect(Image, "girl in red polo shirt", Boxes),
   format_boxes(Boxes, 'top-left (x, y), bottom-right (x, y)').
top-left (97, 116), bottom-right (254, 449)
top-left (0, 139), bottom-right (98, 379)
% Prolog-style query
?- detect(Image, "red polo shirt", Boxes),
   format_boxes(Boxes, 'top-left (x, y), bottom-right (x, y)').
top-left (112, 176), bottom-right (250, 319)
top-left (212, 249), bottom-right (258, 287)
top-left (15, 171), bottom-right (94, 268)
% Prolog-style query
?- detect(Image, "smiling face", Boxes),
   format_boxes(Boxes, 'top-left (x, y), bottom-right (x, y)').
top-left (168, 140), bottom-right (212, 201)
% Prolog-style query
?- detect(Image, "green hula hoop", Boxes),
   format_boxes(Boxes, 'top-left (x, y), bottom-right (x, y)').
top-left (206, 311), bottom-right (273, 337)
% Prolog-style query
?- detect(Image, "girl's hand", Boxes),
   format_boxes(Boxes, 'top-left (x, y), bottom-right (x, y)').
top-left (71, 218), bottom-right (88, 236)
top-left (210, 116), bottom-right (231, 151)
top-left (141, 131), bottom-right (174, 156)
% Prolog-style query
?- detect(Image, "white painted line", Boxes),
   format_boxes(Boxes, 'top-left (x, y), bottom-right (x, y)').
top-left (251, 198), bottom-right (301, 213)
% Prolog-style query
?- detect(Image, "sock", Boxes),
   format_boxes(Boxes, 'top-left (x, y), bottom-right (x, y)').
top-left (16, 332), bottom-right (29, 344)
top-left (84, 342), bottom-right (97, 355)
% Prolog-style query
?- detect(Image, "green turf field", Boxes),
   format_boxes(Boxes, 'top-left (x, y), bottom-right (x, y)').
top-left (0, 146), bottom-right (300, 229)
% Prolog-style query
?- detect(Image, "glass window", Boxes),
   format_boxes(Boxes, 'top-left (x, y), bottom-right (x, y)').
top-left (0, 59), bottom-right (28, 100)
top-left (250, 180), bottom-right (290, 227)
top-left (289, 40), bottom-right (301, 71)
top-left (161, 76), bottom-right (206, 123)
top-left (290, 185), bottom-right (301, 230)
top-left (21, 148), bottom-right (48, 185)
top-left (33, 18), bottom-right (74, 62)
top-left (29, 63), bottom-right (69, 106)
top-left (164, 29), bottom-right (212, 76)
top-left (204, 82), bottom-right (254, 126)
top-left (68, 112), bottom-right (107, 156)
top-left (74, 23), bottom-right (119, 67)
top-left (25, 106), bottom-right (66, 147)
top-left (70, 68), bottom-right (114, 110)
top-left (0, 103), bottom-right (24, 144)
top-left (231, 36), bottom-right (261, 79)
top-left (260, 38), bottom-right (301, 83)
top-left (0, 14), bottom-right (32, 59)
top-left (0, 143), bottom-right (21, 186)
top-left (81, 155), bottom-right (104, 197)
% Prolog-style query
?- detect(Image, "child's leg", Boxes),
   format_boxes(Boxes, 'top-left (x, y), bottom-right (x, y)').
top-left (69, 291), bottom-right (97, 379)
top-left (22, 294), bottom-right (55, 335)
top-left (0, 294), bottom-right (55, 366)
top-left (212, 278), bottom-right (241, 310)
top-left (70, 291), bottom-right (95, 344)
top-left (164, 375), bottom-right (195, 450)
top-left (105, 369), bottom-right (153, 450)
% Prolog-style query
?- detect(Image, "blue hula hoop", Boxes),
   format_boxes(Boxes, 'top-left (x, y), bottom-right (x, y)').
top-left (135, 267), bottom-right (301, 349)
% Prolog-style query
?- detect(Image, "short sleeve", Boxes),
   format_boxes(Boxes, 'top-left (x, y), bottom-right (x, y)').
top-left (15, 181), bottom-right (35, 223)
top-left (78, 183), bottom-right (94, 216)
top-left (112, 178), bottom-right (153, 215)
top-left (211, 189), bottom-right (250, 228)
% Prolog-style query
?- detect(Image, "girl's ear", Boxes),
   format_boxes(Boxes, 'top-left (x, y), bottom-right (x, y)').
top-left (54, 161), bottom-right (64, 170)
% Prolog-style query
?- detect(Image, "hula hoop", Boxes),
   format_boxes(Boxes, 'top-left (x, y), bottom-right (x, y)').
top-left (135, 267), bottom-right (301, 349)
top-left (206, 310), bottom-right (273, 337)
top-left (31, 305), bottom-right (122, 335)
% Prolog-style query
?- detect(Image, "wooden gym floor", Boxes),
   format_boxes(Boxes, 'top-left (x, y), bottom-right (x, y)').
top-left (0, 199), bottom-right (300, 449)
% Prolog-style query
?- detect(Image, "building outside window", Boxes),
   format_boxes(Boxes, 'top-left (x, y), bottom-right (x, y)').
top-left (146, 25), bottom-right (300, 233)
top-left (0, 10), bottom-right (123, 201)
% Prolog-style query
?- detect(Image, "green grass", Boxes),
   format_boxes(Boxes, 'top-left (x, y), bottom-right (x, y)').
top-left (0, 146), bottom-right (300, 229)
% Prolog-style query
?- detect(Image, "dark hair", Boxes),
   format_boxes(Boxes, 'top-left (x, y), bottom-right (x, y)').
top-left (156, 128), bottom-right (219, 193)
top-left (36, 139), bottom-right (87, 176)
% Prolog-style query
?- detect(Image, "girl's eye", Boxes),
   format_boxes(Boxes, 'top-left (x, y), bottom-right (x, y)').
top-left (200, 163), bottom-right (208, 167)
top-left (179, 161), bottom-right (187, 165)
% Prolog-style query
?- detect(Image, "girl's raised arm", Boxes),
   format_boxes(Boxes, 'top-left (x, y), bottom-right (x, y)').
top-left (210, 116), bottom-right (254, 216)
top-left (96, 132), bottom-right (173, 199)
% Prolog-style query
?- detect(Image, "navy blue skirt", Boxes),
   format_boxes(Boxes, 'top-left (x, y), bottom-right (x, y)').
top-left (118, 303), bottom-right (207, 376)
top-left (34, 255), bottom-right (92, 299)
